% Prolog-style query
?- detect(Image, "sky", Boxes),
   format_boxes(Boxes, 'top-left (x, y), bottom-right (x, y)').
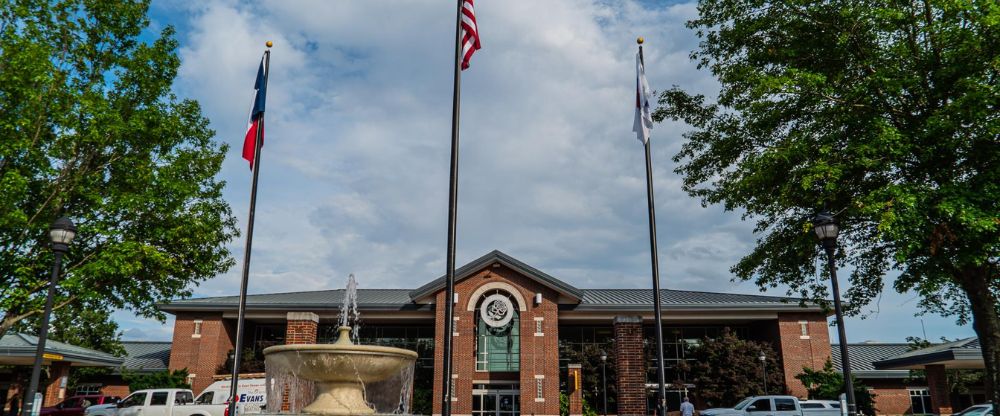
top-left (116, 0), bottom-right (976, 344)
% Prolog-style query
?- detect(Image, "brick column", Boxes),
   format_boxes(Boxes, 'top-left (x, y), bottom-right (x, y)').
top-left (42, 362), bottom-right (71, 406)
top-left (285, 312), bottom-right (318, 344)
top-left (283, 312), bottom-right (319, 413)
top-left (614, 316), bottom-right (645, 416)
top-left (926, 364), bottom-right (952, 415)
top-left (568, 364), bottom-right (583, 416)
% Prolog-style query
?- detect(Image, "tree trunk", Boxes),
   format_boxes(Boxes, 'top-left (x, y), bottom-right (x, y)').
top-left (958, 267), bottom-right (1000, 409)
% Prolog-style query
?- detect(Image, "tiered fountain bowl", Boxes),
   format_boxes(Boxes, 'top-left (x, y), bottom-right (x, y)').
top-left (263, 326), bottom-right (417, 415)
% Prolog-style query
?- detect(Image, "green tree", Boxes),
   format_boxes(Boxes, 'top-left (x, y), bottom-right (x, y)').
top-left (0, 0), bottom-right (238, 336)
top-left (683, 329), bottom-right (784, 407)
top-left (796, 360), bottom-right (877, 415)
top-left (123, 369), bottom-right (191, 392)
top-left (654, 0), bottom-right (1000, 406)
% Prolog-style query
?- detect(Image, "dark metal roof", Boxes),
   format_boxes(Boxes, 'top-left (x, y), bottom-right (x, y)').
top-left (573, 288), bottom-right (819, 311)
top-left (160, 287), bottom-right (818, 312)
top-left (832, 343), bottom-right (912, 379)
top-left (120, 341), bottom-right (171, 373)
top-left (160, 289), bottom-right (423, 312)
top-left (0, 333), bottom-right (123, 367)
top-left (874, 337), bottom-right (983, 370)
top-left (160, 250), bottom-right (822, 313)
top-left (409, 250), bottom-right (585, 301)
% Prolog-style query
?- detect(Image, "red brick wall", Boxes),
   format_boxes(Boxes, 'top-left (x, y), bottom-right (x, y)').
top-left (285, 312), bottom-right (318, 344)
top-left (42, 362), bottom-right (70, 406)
top-left (100, 384), bottom-right (131, 399)
top-left (776, 313), bottom-right (832, 397)
top-left (168, 313), bottom-right (235, 395)
top-left (614, 316), bottom-right (645, 416)
top-left (866, 379), bottom-right (915, 416)
top-left (431, 264), bottom-right (562, 416)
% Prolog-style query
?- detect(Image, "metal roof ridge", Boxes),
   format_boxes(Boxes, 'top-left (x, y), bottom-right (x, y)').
top-left (408, 250), bottom-right (584, 301)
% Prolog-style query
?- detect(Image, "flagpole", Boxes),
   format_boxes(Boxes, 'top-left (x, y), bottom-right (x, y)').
top-left (639, 38), bottom-right (668, 416)
top-left (228, 43), bottom-right (271, 416)
top-left (441, 1), bottom-right (465, 415)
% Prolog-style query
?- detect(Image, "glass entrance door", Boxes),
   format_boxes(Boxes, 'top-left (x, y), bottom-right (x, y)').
top-left (473, 384), bottom-right (520, 416)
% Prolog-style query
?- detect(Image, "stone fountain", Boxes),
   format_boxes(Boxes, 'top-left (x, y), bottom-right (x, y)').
top-left (263, 327), bottom-right (417, 415)
top-left (263, 275), bottom-right (418, 415)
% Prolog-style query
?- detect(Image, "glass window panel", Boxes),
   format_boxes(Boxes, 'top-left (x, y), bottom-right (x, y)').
top-left (750, 399), bottom-right (771, 412)
top-left (149, 392), bottom-right (168, 406)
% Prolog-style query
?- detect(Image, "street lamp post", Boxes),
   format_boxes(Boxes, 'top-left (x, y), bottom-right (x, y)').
top-left (759, 351), bottom-right (768, 395)
top-left (600, 350), bottom-right (608, 416)
top-left (22, 217), bottom-right (77, 416)
top-left (813, 211), bottom-right (857, 416)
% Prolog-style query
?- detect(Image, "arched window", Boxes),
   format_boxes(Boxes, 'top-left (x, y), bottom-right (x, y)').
top-left (474, 290), bottom-right (520, 372)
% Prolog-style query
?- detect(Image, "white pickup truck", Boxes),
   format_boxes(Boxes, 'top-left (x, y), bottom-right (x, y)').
top-left (700, 396), bottom-right (842, 416)
top-left (113, 389), bottom-right (227, 416)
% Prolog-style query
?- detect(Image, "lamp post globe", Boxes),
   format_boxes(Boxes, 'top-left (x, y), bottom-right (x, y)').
top-left (812, 211), bottom-right (856, 416)
top-left (23, 217), bottom-right (76, 416)
top-left (50, 217), bottom-right (77, 250)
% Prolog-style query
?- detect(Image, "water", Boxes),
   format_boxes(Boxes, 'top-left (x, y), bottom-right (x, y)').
top-left (263, 273), bottom-right (416, 415)
top-left (339, 273), bottom-right (361, 342)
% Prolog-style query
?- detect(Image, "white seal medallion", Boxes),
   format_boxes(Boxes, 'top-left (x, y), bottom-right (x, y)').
top-left (480, 294), bottom-right (515, 328)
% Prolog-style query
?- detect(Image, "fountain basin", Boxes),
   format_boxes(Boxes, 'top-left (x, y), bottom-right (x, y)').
top-left (263, 327), bottom-right (417, 415)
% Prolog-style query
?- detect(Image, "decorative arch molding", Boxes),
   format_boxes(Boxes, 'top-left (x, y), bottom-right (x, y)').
top-left (466, 281), bottom-right (527, 312)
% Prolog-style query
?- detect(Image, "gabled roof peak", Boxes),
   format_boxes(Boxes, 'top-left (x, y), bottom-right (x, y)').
top-left (408, 250), bottom-right (584, 302)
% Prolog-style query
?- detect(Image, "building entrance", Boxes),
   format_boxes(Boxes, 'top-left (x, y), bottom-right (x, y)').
top-left (472, 384), bottom-right (520, 416)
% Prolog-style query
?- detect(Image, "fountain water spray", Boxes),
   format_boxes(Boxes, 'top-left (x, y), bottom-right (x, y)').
top-left (338, 274), bottom-right (361, 341)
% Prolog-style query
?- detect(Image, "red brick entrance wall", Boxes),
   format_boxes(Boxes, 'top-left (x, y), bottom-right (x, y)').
top-left (168, 313), bottom-right (235, 394)
top-left (431, 264), bottom-right (561, 416)
top-left (776, 313), bottom-right (832, 397)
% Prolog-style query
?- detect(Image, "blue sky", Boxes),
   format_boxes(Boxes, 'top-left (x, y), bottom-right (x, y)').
top-left (116, 0), bottom-right (976, 344)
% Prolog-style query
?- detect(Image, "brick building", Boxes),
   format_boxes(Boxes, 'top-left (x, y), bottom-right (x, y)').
top-left (160, 250), bottom-right (834, 416)
top-left (833, 338), bottom-right (988, 416)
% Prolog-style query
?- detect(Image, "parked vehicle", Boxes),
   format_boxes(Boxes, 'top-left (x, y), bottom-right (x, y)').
top-left (799, 400), bottom-right (841, 411)
top-left (700, 396), bottom-right (841, 416)
top-left (82, 403), bottom-right (117, 416)
top-left (40, 396), bottom-right (121, 416)
top-left (194, 379), bottom-right (266, 414)
top-left (955, 404), bottom-right (995, 416)
top-left (115, 389), bottom-right (226, 416)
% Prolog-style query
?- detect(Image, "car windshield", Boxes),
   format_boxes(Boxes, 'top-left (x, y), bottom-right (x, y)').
top-left (734, 398), bottom-right (755, 410)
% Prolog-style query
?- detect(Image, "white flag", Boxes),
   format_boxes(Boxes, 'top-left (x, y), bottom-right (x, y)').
top-left (633, 51), bottom-right (653, 144)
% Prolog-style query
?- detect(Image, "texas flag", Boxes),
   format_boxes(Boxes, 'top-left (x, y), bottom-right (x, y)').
top-left (243, 56), bottom-right (268, 169)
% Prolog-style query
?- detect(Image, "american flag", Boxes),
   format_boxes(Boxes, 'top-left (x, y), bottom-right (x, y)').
top-left (460, 0), bottom-right (481, 70)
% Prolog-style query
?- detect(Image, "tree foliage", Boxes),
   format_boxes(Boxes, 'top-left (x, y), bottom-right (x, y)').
top-left (0, 0), bottom-right (238, 335)
top-left (655, 0), bottom-right (1000, 405)
top-left (796, 360), bottom-right (876, 416)
top-left (123, 369), bottom-right (191, 392)
top-left (683, 329), bottom-right (784, 407)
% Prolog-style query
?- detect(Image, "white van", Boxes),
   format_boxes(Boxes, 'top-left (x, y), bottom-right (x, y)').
top-left (194, 379), bottom-right (267, 414)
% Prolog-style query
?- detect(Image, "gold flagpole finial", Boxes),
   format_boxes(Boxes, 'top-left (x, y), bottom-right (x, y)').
top-left (266, 41), bottom-right (273, 48)
top-left (637, 37), bottom-right (644, 45)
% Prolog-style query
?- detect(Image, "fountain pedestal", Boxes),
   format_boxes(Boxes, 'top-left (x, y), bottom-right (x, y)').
top-left (264, 326), bottom-right (418, 415)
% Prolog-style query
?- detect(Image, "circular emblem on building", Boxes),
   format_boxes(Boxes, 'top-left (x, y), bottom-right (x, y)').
top-left (480, 294), bottom-right (515, 328)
